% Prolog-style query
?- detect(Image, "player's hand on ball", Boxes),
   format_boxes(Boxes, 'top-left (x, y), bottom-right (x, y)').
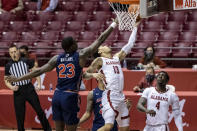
top-left (5, 75), bottom-right (20, 83)
top-left (92, 73), bottom-right (105, 81)
top-left (146, 110), bottom-right (156, 117)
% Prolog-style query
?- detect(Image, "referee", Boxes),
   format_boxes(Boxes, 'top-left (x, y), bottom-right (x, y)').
top-left (4, 45), bottom-right (51, 131)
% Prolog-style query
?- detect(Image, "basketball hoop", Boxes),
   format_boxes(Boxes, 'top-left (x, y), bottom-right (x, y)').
top-left (108, 0), bottom-right (140, 31)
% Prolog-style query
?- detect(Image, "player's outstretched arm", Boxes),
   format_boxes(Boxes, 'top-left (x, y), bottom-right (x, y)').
top-left (79, 19), bottom-right (118, 67)
top-left (5, 55), bottom-right (58, 82)
top-left (79, 91), bottom-right (94, 125)
top-left (114, 26), bottom-right (138, 61)
top-left (83, 57), bottom-right (104, 80)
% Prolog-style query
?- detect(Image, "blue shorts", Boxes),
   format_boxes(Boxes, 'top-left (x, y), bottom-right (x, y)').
top-left (52, 90), bottom-right (80, 125)
top-left (92, 121), bottom-right (118, 131)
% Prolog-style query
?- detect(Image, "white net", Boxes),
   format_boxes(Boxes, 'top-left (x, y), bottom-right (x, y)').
top-left (109, 2), bottom-right (139, 31)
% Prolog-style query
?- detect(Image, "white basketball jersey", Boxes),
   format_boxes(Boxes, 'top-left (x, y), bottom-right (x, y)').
top-left (142, 87), bottom-right (180, 126)
top-left (99, 56), bottom-right (124, 92)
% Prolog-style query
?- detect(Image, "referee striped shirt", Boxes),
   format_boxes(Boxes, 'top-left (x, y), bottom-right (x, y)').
top-left (5, 58), bottom-right (35, 86)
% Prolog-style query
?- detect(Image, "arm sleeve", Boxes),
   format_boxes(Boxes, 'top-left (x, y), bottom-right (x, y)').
top-left (141, 88), bottom-right (150, 99)
top-left (5, 64), bottom-right (11, 76)
top-left (44, 0), bottom-right (58, 12)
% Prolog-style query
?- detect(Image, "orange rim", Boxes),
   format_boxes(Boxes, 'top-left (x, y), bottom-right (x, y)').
top-left (108, 0), bottom-right (139, 4)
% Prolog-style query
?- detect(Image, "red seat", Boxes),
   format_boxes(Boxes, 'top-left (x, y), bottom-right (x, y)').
top-left (34, 12), bottom-right (54, 22)
top-left (14, 42), bottom-right (32, 48)
top-left (46, 21), bottom-right (64, 32)
top-left (1, 32), bottom-right (18, 42)
top-left (24, 2), bottom-right (37, 11)
top-left (172, 42), bottom-right (192, 58)
top-left (79, 31), bottom-right (96, 41)
top-left (9, 21), bottom-right (27, 32)
top-left (50, 49), bottom-right (64, 56)
top-left (178, 32), bottom-right (196, 42)
top-left (187, 11), bottom-right (197, 21)
top-left (33, 42), bottom-right (52, 48)
top-left (26, 11), bottom-right (35, 21)
top-left (79, 2), bottom-right (97, 11)
top-left (20, 32), bottom-right (39, 42)
top-left (136, 32), bottom-right (158, 42)
top-left (98, 2), bottom-right (111, 11)
top-left (85, 21), bottom-right (104, 31)
top-left (155, 42), bottom-right (172, 57)
top-left (168, 11), bottom-right (187, 22)
top-left (143, 21), bottom-right (162, 31)
top-left (54, 11), bottom-right (73, 23)
top-left (163, 21), bottom-right (183, 31)
top-left (105, 31), bottom-right (118, 42)
top-left (183, 22), bottom-right (197, 31)
top-left (112, 42), bottom-right (126, 52)
top-left (73, 11), bottom-right (91, 22)
top-left (92, 11), bottom-right (111, 21)
top-left (40, 31), bottom-right (59, 42)
top-left (148, 12), bottom-right (168, 22)
top-left (66, 21), bottom-right (84, 31)
top-left (0, 12), bottom-right (15, 22)
top-left (0, 42), bottom-right (11, 48)
top-left (61, 1), bottom-right (79, 11)
top-left (158, 31), bottom-right (179, 42)
top-left (77, 41), bottom-right (91, 49)
top-left (0, 21), bottom-right (6, 31)
top-left (118, 31), bottom-right (131, 42)
top-left (59, 31), bottom-right (79, 40)
top-left (27, 21), bottom-right (45, 32)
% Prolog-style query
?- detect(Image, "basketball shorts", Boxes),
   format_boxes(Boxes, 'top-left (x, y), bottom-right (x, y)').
top-left (101, 90), bottom-right (130, 127)
top-left (52, 90), bottom-right (80, 125)
top-left (143, 124), bottom-right (170, 131)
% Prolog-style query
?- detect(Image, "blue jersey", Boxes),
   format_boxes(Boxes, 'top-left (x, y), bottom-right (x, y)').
top-left (92, 87), bottom-right (118, 131)
top-left (56, 52), bottom-right (82, 91)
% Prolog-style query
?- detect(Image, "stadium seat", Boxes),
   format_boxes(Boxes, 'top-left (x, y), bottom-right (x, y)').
top-left (73, 11), bottom-right (91, 22)
top-left (9, 21), bottom-right (27, 32)
top-left (79, 2), bottom-right (98, 11)
top-left (167, 11), bottom-right (187, 22)
top-left (77, 41), bottom-right (91, 49)
top-left (92, 11), bottom-right (111, 21)
top-left (187, 11), bottom-right (197, 21)
top-left (155, 42), bottom-right (172, 57)
top-left (0, 42), bottom-right (11, 48)
top-left (148, 12), bottom-right (168, 22)
top-left (59, 31), bottom-right (79, 41)
top-left (111, 42), bottom-right (125, 53)
top-left (172, 42), bottom-right (192, 58)
top-left (163, 21), bottom-right (183, 31)
top-left (26, 11), bottom-right (35, 21)
top-left (14, 42), bottom-right (32, 47)
top-left (54, 11), bottom-right (73, 23)
top-left (118, 31), bottom-right (131, 42)
top-left (158, 31), bottom-right (179, 42)
top-left (79, 31), bottom-right (97, 41)
top-left (66, 21), bottom-right (85, 31)
top-left (0, 21), bottom-right (6, 31)
top-left (0, 12), bottom-right (15, 22)
top-left (178, 32), bottom-right (196, 42)
top-left (27, 21), bottom-right (45, 32)
top-left (61, 1), bottom-right (79, 11)
top-left (40, 31), bottom-right (59, 42)
top-left (142, 21), bottom-right (162, 31)
top-left (105, 31), bottom-right (118, 42)
top-left (98, 2), bottom-right (111, 11)
top-left (50, 49), bottom-right (64, 56)
top-left (85, 21), bottom-right (104, 31)
top-left (24, 2), bottom-right (37, 11)
top-left (1, 32), bottom-right (18, 42)
top-left (182, 22), bottom-right (197, 32)
top-left (46, 21), bottom-right (64, 32)
top-left (20, 32), bottom-right (39, 42)
top-left (136, 32), bottom-right (158, 42)
top-left (34, 12), bottom-right (54, 22)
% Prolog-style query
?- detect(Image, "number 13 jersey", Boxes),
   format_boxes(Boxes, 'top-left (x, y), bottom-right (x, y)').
top-left (142, 87), bottom-right (180, 126)
top-left (100, 56), bottom-right (124, 92)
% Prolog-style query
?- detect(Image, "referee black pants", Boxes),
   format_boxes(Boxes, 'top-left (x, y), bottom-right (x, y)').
top-left (13, 83), bottom-right (51, 131)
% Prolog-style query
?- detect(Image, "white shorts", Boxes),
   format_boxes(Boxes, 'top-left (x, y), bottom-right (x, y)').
top-left (101, 90), bottom-right (130, 127)
top-left (143, 124), bottom-right (170, 131)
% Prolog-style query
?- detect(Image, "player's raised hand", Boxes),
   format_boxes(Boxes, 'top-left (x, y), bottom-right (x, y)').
top-left (112, 17), bottom-right (119, 25)
top-left (92, 73), bottom-right (105, 81)
top-left (146, 110), bottom-right (156, 117)
top-left (5, 75), bottom-right (20, 83)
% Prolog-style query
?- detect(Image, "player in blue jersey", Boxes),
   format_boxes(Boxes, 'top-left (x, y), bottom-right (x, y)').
top-left (6, 19), bottom-right (118, 131)
top-left (79, 79), bottom-right (131, 131)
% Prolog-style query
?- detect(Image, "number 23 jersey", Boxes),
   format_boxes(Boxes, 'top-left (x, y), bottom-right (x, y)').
top-left (142, 87), bottom-right (180, 126)
top-left (100, 56), bottom-right (124, 92)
